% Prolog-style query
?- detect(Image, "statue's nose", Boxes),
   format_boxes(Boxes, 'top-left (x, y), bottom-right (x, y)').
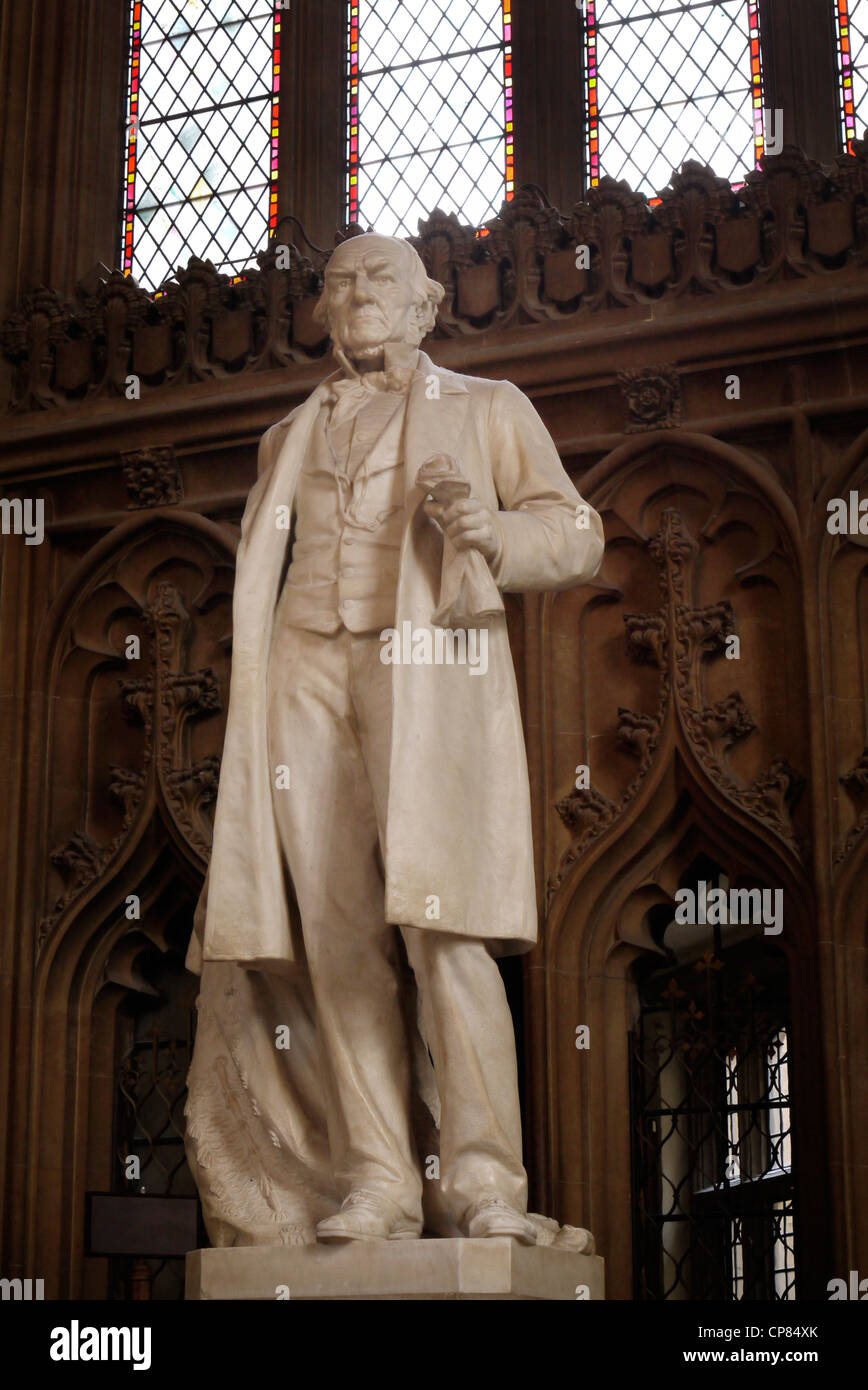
top-left (351, 276), bottom-right (376, 303)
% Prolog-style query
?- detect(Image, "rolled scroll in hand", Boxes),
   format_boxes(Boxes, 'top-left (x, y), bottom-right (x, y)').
top-left (416, 454), bottom-right (505, 629)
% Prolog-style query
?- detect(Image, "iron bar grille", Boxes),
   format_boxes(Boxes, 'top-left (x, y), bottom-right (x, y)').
top-left (122, 0), bottom-right (280, 291)
top-left (836, 0), bottom-right (868, 150)
top-left (630, 935), bottom-right (796, 1300)
top-left (347, 0), bottom-right (514, 234)
top-left (583, 0), bottom-right (764, 196)
top-left (112, 956), bottom-right (198, 1300)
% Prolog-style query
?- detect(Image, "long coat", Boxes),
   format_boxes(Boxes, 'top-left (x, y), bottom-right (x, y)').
top-left (194, 350), bottom-right (604, 974)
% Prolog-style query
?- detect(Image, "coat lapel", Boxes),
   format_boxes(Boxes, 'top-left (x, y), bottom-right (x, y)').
top-left (403, 351), bottom-right (470, 511)
top-left (240, 381), bottom-right (332, 538)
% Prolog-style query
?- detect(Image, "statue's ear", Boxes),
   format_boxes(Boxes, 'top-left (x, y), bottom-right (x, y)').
top-left (412, 298), bottom-right (438, 339)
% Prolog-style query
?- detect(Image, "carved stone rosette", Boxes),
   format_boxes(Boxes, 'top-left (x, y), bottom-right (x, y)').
top-left (121, 447), bottom-right (184, 508)
top-left (618, 365), bottom-right (681, 433)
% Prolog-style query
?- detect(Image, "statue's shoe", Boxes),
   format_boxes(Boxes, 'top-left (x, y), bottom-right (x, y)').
top-left (316, 1190), bottom-right (422, 1243)
top-left (527, 1213), bottom-right (596, 1253)
top-left (464, 1195), bottom-right (537, 1244)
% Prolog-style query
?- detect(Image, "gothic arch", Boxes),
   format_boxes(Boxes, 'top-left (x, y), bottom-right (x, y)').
top-left (524, 431), bottom-right (824, 1297)
top-left (536, 752), bottom-right (823, 1298)
top-left (22, 510), bottom-right (234, 1295)
top-left (33, 509), bottom-right (236, 948)
top-left (27, 844), bottom-right (198, 1296)
top-left (579, 429), bottom-right (803, 562)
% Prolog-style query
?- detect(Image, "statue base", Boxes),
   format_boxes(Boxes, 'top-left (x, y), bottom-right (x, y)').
top-left (186, 1238), bottom-right (604, 1301)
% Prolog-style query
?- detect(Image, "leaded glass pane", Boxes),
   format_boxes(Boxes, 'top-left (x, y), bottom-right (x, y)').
top-left (347, 1), bottom-right (514, 235)
top-left (584, 0), bottom-right (764, 197)
top-left (836, 0), bottom-right (868, 149)
top-left (122, 0), bottom-right (281, 292)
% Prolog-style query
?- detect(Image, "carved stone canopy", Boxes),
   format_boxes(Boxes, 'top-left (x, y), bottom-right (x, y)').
top-left (4, 144), bottom-right (868, 413)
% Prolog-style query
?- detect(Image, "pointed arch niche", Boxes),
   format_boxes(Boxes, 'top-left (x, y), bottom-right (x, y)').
top-left (24, 512), bottom-right (234, 1297)
top-left (525, 432), bottom-right (829, 1300)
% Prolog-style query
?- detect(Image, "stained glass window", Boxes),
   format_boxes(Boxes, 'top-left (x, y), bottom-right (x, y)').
top-left (583, 1), bottom-right (764, 197)
top-left (347, 1), bottom-right (514, 235)
top-left (122, 0), bottom-right (281, 291)
top-left (835, 0), bottom-right (868, 150)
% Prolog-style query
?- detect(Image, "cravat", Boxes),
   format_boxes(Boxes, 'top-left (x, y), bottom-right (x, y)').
top-left (324, 347), bottom-right (417, 435)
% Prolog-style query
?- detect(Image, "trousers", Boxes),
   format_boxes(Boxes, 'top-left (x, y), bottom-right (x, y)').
top-left (266, 609), bottom-right (528, 1226)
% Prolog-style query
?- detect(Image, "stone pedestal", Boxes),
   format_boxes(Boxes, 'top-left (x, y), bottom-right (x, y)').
top-left (186, 1239), bottom-right (605, 1301)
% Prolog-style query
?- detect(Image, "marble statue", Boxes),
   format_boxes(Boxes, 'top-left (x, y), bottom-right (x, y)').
top-left (184, 233), bottom-right (605, 1252)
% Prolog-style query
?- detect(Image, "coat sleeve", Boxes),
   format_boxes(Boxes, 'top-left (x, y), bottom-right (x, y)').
top-left (485, 378), bottom-right (604, 592)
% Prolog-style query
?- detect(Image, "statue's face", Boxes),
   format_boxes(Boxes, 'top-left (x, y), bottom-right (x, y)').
top-left (322, 238), bottom-right (420, 357)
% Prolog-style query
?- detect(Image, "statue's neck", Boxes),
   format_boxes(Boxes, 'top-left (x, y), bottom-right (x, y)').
top-left (349, 348), bottom-right (386, 374)
top-left (334, 342), bottom-right (420, 380)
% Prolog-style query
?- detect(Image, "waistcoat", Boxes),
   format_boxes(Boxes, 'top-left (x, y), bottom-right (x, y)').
top-left (279, 387), bottom-right (408, 635)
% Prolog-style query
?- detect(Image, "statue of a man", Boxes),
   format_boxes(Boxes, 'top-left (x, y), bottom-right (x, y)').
top-left (184, 233), bottom-right (604, 1249)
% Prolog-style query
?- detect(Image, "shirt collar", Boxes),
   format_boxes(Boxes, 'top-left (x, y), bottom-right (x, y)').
top-left (332, 342), bottom-right (420, 392)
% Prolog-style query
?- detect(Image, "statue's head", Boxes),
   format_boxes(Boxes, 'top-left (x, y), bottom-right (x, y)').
top-left (314, 233), bottom-right (444, 359)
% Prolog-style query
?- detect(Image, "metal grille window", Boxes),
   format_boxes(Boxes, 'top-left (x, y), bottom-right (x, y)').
top-left (836, 0), bottom-right (868, 149)
top-left (631, 877), bottom-right (796, 1300)
top-left (347, 0), bottom-right (514, 233)
top-left (112, 942), bottom-right (199, 1300)
top-left (122, 0), bottom-right (281, 291)
top-left (582, 1), bottom-right (764, 195)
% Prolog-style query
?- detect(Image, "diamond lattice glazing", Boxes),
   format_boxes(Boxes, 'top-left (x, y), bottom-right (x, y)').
top-left (586, 0), bottom-right (763, 196)
top-left (348, 0), bottom-right (513, 235)
top-left (123, 0), bottom-right (277, 291)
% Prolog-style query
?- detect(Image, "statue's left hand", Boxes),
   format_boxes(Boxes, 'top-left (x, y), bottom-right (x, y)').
top-left (424, 496), bottom-right (502, 565)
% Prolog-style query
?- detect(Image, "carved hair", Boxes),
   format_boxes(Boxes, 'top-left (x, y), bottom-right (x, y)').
top-left (313, 234), bottom-right (445, 345)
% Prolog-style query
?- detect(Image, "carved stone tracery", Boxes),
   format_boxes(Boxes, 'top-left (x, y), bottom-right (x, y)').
top-left (40, 542), bottom-right (232, 950)
top-left (619, 365), bottom-right (681, 433)
top-left (835, 748), bottom-right (868, 865)
top-left (5, 145), bottom-right (868, 413)
top-left (549, 508), bottom-right (806, 902)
